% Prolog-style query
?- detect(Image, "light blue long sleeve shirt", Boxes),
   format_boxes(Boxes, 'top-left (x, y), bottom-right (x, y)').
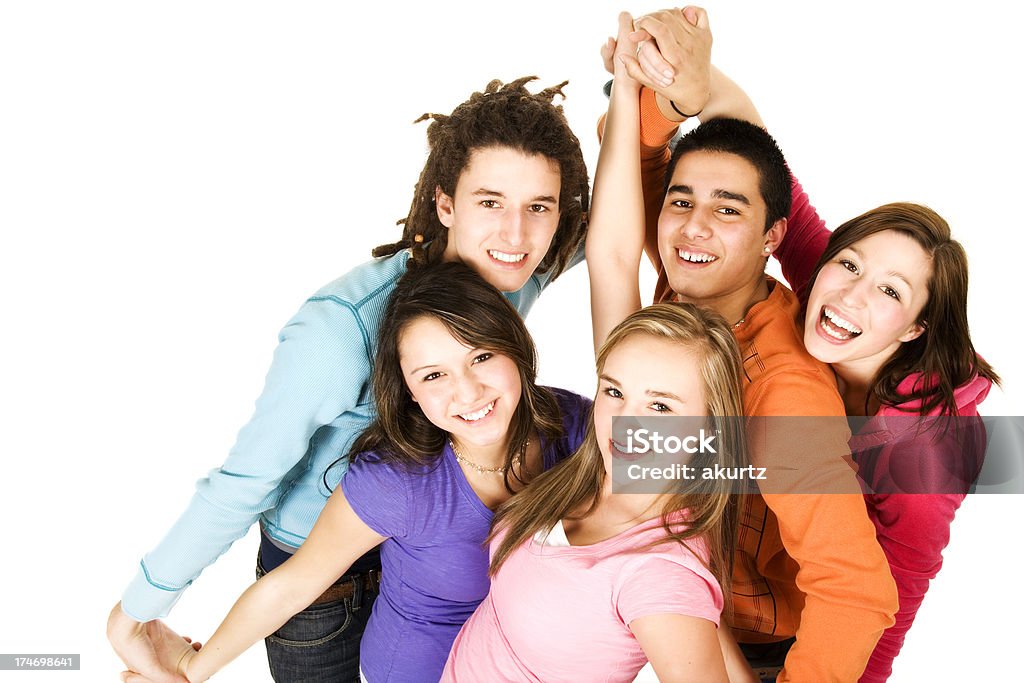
top-left (121, 248), bottom-right (578, 620)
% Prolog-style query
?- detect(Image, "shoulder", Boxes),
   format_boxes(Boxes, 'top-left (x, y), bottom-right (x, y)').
top-left (544, 387), bottom-right (592, 454)
top-left (282, 251), bottom-right (410, 349)
top-left (548, 387), bottom-right (593, 421)
top-left (347, 449), bottom-right (443, 481)
top-left (615, 540), bottom-right (724, 624)
top-left (307, 250), bottom-right (410, 313)
top-left (741, 283), bottom-right (844, 417)
top-left (882, 371), bottom-right (993, 417)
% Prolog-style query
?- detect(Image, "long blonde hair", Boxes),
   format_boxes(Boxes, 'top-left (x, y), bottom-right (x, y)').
top-left (489, 303), bottom-right (748, 597)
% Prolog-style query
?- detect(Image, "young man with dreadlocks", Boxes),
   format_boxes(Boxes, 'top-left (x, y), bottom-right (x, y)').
top-left (107, 76), bottom-right (590, 683)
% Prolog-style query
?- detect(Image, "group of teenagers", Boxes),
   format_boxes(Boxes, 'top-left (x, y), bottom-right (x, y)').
top-left (107, 8), bottom-right (998, 683)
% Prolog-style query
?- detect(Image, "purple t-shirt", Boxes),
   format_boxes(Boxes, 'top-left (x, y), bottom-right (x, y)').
top-left (340, 387), bottom-right (591, 683)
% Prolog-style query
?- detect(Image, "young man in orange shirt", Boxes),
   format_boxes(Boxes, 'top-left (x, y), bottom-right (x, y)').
top-left (589, 10), bottom-right (897, 681)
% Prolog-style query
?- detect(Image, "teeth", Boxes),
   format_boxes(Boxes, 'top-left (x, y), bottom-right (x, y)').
top-left (678, 249), bottom-right (718, 263)
top-left (823, 307), bottom-right (862, 334)
top-left (489, 250), bottom-right (526, 263)
top-left (459, 401), bottom-right (495, 422)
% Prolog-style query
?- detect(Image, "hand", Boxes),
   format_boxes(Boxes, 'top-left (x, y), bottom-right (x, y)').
top-left (599, 11), bottom-right (660, 96)
top-left (107, 602), bottom-right (196, 683)
top-left (121, 649), bottom-right (200, 683)
top-left (601, 14), bottom-right (673, 83)
top-left (628, 6), bottom-right (713, 116)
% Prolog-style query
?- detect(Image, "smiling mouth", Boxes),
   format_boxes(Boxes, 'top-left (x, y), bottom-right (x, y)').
top-left (488, 250), bottom-right (527, 264)
top-left (457, 400), bottom-right (495, 422)
top-left (677, 249), bottom-right (718, 264)
top-left (819, 306), bottom-right (863, 341)
top-left (610, 438), bottom-right (646, 462)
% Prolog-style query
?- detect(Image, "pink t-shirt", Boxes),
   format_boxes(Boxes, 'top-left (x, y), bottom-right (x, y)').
top-left (441, 515), bottom-right (723, 683)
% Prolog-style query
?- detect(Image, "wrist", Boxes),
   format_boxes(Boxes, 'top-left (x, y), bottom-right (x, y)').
top-left (179, 649), bottom-right (204, 683)
top-left (107, 602), bottom-right (143, 638)
top-left (656, 89), bottom-right (709, 122)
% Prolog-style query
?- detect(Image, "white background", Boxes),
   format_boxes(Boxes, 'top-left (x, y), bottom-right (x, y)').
top-left (1, 1), bottom-right (1021, 680)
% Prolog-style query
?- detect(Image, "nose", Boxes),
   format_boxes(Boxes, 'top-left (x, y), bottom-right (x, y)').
top-left (453, 371), bottom-right (485, 406)
top-left (679, 208), bottom-right (712, 241)
top-left (839, 276), bottom-right (871, 308)
top-left (499, 211), bottom-right (525, 247)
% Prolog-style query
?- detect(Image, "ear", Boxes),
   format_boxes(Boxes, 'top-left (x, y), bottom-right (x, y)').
top-left (898, 321), bottom-right (926, 344)
top-left (435, 186), bottom-right (455, 229)
top-left (762, 217), bottom-right (787, 257)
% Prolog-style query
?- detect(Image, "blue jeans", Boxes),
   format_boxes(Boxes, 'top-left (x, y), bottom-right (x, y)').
top-left (256, 550), bottom-right (379, 682)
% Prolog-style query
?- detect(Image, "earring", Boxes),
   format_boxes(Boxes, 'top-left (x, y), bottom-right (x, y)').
top-left (763, 246), bottom-right (771, 254)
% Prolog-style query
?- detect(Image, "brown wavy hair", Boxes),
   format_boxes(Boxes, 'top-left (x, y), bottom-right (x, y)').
top-left (807, 202), bottom-right (999, 415)
top-left (343, 260), bottom-right (565, 492)
top-left (373, 77), bottom-right (589, 283)
top-left (488, 303), bottom-right (747, 602)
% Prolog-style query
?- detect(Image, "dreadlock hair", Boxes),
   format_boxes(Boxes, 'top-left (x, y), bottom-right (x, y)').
top-left (337, 260), bottom-right (565, 494)
top-left (373, 77), bottom-right (589, 282)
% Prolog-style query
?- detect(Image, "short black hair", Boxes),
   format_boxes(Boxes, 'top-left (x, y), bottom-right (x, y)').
top-left (665, 118), bottom-right (792, 231)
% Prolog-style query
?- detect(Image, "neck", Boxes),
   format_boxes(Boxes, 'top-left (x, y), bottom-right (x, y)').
top-left (450, 436), bottom-right (511, 469)
top-left (677, 273), bottom-right (770, 327)
top-left (597, 473), bottom-right (665, 525)
top-left (834, 352), bottom-right (891, 416)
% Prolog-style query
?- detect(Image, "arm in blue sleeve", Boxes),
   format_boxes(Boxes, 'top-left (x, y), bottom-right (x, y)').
top-left (121, 298), bottom-right (373, 620)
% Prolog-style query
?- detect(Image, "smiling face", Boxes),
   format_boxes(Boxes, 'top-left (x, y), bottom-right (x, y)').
top-left (594, 334), bottom-right (707, 475)
top-left (805, 230), bottom-right (931, 373)
top-left (438, 146), bottom-right (562, 293)
top-left (399, 315), bottom-right (523, 454)
top-left (657, 150), bottom-right (785, 321)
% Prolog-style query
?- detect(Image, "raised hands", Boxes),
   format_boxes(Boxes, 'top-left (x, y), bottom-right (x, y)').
top-left (601, 7), bottom-right (713, 120)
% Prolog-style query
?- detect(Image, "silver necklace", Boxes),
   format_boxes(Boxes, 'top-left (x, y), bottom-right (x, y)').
top-left (449, 438), bottom-right (528, 475)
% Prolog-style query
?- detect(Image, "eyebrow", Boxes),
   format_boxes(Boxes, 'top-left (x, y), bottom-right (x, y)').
top-left (471, 188), bottom-right (558, 204)
top-left (599, 374), bottom-right (686, 403)
top-left (666, 185), bottom-right (750, 206)
top-left (846, 246), bottom-right (916, 290)
top-left (409, 364), bottom-right (439, 376)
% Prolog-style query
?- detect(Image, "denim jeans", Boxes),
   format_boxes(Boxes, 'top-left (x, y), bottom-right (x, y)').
top-left (256, 553), bottom-right (379, 682)
top-left (739, 637), bottom-right (794, 683)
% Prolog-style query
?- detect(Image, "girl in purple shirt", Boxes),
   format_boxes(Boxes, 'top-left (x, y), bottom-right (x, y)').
top-left (161, 261), bottom-right (590, 683)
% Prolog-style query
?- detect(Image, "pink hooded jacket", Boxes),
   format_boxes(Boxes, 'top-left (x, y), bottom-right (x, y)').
top-left (778, 179), bottom-right (993, 682)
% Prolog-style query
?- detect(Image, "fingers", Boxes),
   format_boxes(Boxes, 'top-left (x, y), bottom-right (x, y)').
top-left (600, 37), bottom-right (615, 75)
top-left (618, 53), bottom-right (662, 92)
top-left (636, 39), bottom-right (674, 86)
top-left (120, 670), bottom-right (187, 683)
top-left (682, 5), bottom-right (710, 29)
top-left (614, 11), bottom-right (636, 49)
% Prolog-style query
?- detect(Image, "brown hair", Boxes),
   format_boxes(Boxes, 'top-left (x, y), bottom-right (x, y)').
top-left (343, 260), bottom-right (565, 492)
top-left (807, 202), bottom-right (999, 415)
top-left (488, 303), bottom-right (747, 600)
top-left (373, 77), bottom-right (589, 283)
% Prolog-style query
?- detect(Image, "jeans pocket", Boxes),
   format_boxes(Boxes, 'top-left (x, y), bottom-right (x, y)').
top-left (267, 599), bottom-right (355, 647)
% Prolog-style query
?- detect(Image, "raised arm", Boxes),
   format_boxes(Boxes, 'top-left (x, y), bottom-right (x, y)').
top-left (627, 11), bottom-right (834, 303)
top-left (587, 12), bottom-right (647, 351)
top-left (177, 488), bottom-right (385, 682)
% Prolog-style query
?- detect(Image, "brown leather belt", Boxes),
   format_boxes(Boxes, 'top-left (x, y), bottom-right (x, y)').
top-left (310, 569), bottom-right (381, 606)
